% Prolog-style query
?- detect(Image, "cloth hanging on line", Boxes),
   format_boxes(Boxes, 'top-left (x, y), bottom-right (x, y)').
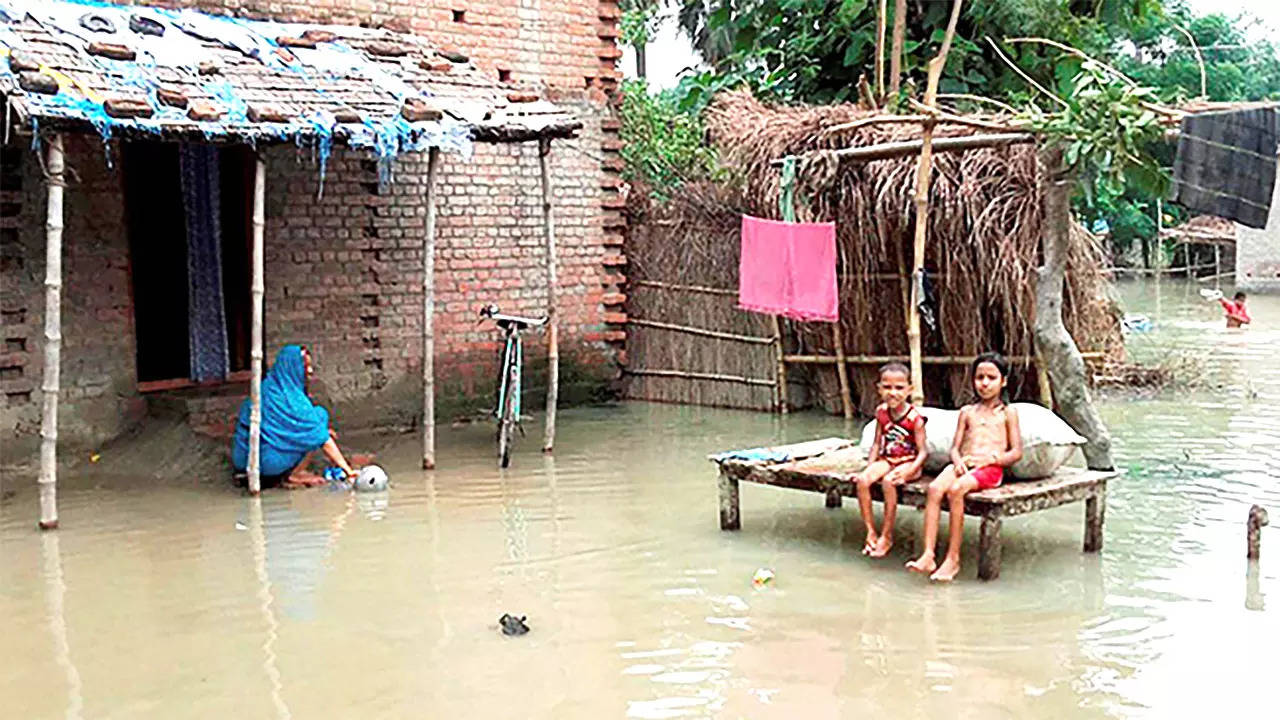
top-left (738, 215), bottom-right (839, 322)
top-left (1171, 107), bottom-right (1279, 229)
top-left (180, 142), bottom-right (230, 383)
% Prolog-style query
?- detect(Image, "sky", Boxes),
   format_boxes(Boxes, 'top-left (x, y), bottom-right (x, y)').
top-left (624, 0), bottom-right (1280, 90)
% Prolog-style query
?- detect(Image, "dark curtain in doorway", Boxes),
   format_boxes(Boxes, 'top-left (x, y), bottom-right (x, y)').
top-left (179, 143), bottom-right (230, 382)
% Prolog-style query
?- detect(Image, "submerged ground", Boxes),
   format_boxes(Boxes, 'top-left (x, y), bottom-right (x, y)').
top-left (2, 279), bottom-right (1276, 718)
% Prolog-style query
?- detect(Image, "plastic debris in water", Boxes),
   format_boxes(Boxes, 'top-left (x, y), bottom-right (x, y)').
top-left (499, 613), bottom-right (530, 636)
top-left (323, 466), bottom-right (348, 483)
top-left (752, 568), bottom-right (775, 588)
top-left (1121, 313), bottom-right (1152, 334)
top-left (235, 521), bottom-right (248, 531)
top-left (89, 453), bottom-right (100, 463)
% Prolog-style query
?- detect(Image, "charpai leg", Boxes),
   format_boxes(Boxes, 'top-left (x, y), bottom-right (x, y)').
top-left (825, 487), bottom-right (842, 508)
top-left (977, 512), bottom-right (1003, 581)
top-left (1084, 485), bottom-right (1106, 553)
top-left (718, 468), bottom-right (740, 530)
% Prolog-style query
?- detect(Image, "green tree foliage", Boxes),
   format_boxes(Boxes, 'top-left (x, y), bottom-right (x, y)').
top-left (638, 0), bottom-right (1280, 259)
top-left (619, 79), bottom-right (721, 200)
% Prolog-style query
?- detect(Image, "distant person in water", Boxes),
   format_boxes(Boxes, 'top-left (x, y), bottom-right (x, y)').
top-left (1220, 291), bottom-right (1251, 328)
top-left (231, 345), bottom-right (357, 489)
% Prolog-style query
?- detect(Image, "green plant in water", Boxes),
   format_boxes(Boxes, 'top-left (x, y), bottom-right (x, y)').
top-left (619, 79), bottom-right (721, 202)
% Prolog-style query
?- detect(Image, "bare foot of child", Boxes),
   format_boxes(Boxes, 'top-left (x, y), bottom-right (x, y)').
top-left (862, 532), bottom-right (878, 556)
top-left (350, 453), bottom-right (376, 466)
top-left (868, 535), bottom-right (893, 558)
top-left (930, 557), bottom-right (961, 582)
top-left (905, 556), bottom-right (936, 574)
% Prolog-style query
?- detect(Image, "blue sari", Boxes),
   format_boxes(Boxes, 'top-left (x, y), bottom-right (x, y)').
top-left (231, 346), bottom-right (330, 477)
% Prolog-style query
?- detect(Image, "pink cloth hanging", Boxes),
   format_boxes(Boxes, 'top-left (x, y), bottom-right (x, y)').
top-left (738, 215), bottom-right (838, 322)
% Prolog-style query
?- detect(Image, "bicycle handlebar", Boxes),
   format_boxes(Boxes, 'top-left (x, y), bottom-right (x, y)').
top-left (479, 304), bottom-right (548, 329)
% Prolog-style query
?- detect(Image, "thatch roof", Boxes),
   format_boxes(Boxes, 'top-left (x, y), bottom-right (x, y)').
top-left (0, 0), bottom-right (580, 157)
top-left (1159, 214), bottom-right (1237, 244)
top-left (632, 90), bottom-right (1120, 413)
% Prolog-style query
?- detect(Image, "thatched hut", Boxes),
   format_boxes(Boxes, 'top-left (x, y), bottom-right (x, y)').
top-left (624, 90), bottom-right (1121, 416)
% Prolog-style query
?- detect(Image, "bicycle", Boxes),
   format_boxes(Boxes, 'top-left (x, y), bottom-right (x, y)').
top-left (479, 304), bottom-right (548, 468)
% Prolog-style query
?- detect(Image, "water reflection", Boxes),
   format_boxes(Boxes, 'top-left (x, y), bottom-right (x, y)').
top-left (40, 533), bottom-right (83, 720)
top-left (0, 278), bottom-right (1276, 717)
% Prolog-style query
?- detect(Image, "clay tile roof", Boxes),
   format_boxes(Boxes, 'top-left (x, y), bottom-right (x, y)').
top-left (0, 0), bottom-right (580, 158)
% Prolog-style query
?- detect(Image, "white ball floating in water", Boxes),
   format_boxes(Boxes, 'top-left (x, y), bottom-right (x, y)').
top-left (353, 465), bottom-right (389, 492)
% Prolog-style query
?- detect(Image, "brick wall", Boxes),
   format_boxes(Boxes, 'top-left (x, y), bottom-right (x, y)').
top-left (1237, 159), bottom-right (1280, 293)
top-left (261, 98), bottom-right (621, 429)
top-left (2, 0), bottom-right (624, 458)
top-left (1, 136), bottom-right (146, 464)
top-left (111, 0), bottom-right (624, 99)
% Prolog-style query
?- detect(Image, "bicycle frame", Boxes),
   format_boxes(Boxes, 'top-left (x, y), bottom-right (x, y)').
top-left (496, 325), bottom-right (523, 423)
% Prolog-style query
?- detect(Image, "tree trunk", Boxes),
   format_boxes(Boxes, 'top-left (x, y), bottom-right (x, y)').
top-left (636, 43), bottom-right (647, 79)
top-left (888, 0), bottom-right (907, 102)
top-left (1034, 148), bottom-right (1114, 470)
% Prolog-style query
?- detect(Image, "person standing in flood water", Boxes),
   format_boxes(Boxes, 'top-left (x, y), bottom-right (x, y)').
top-left (906, 353), bottom-right (1023, 582)
top-left (231, 345), bottom-right (358, 488)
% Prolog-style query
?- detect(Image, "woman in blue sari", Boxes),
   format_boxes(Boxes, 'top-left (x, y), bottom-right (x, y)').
top-left (231, 345), bottom-right (356, 488)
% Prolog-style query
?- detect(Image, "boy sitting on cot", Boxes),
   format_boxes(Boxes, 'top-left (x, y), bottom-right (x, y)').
top-left (906, 352), bottom-right (1023, 582)
top-left (855, 362), bottom-right (928, 558)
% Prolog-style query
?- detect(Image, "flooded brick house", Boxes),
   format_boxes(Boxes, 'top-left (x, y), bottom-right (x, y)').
top-left (0, 0), bottom-right (626, 466)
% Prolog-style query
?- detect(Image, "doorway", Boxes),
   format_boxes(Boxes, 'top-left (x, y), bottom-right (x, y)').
top-left (123, 141), bottom-right (254, 390)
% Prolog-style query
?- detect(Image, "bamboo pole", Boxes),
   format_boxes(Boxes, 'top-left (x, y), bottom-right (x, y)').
top-left (783, 352), bottom-right (1106, 365)
top-left (628, 317), bottom-right (775, 345)
top-left (875, 0), bottom-right (888, 99)
top-left (906, 0), bottom-right (963, 405)
top-left (1214, 243), bottom-right (1221, 290)
top-left (38, 133), bottom-right (64, 530)
top-left (832, 321), bottom-right (853, 419)
top-left (772, 316), bottom-right (788, 413)
top-left (627, 368), bottom-right (775, 387)
top-left (422, 147), bottom-right (440, 469)
top-left (769, 132), bottom-right (1036, 168)
top-left (888, 0), bottom-right (907, 102)
top-left (632, 280), bottom-right (736, 296)
top-left (248, 154), bottom-right (266, 495)
top-left (540, 137), bottom-right (559, 454)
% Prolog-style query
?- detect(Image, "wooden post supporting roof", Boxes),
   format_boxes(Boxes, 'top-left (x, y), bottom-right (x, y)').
top-left (422, 147), bottom-right (440, 469)
top-left (540, 137), bottom-right (559, 453)
top-left (248, 154), bottom-right (266, 495)
top-left (38, 133), bottom-right (64, 530)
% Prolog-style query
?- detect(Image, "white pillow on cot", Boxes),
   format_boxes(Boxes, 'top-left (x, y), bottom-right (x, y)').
top-left (857, 403), bottom-right (1084, 480)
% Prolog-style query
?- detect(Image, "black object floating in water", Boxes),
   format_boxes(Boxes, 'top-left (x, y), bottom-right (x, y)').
top-left (499, 613), bottom-right (529, 636)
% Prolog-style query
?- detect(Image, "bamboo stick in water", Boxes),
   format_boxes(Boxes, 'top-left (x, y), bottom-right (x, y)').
top-left (38, 133), bottom-right (64, 530)
top-left (540, 137), bottom-right (559, 453)
top-left (248, 155), bottom-right (265, 495)
top-left (832, 321), bottom-right (853, 419)
top-left (422, 147), bottom-right (440, 469)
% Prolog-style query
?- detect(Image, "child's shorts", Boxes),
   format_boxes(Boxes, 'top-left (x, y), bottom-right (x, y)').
top-left (969, 465), bottom-right (1003, 490)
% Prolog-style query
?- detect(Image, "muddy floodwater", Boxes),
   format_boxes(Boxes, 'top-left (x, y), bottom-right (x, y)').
top-left (2, 279), bottom-right (1277, 718)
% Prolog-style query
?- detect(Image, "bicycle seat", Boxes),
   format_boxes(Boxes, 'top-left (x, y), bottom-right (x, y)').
top-left (479, 305), bottom-right (548, 330)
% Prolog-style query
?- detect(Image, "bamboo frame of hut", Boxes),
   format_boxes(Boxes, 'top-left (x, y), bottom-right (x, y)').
top-left (38, 133), bottom-right (64, 530)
